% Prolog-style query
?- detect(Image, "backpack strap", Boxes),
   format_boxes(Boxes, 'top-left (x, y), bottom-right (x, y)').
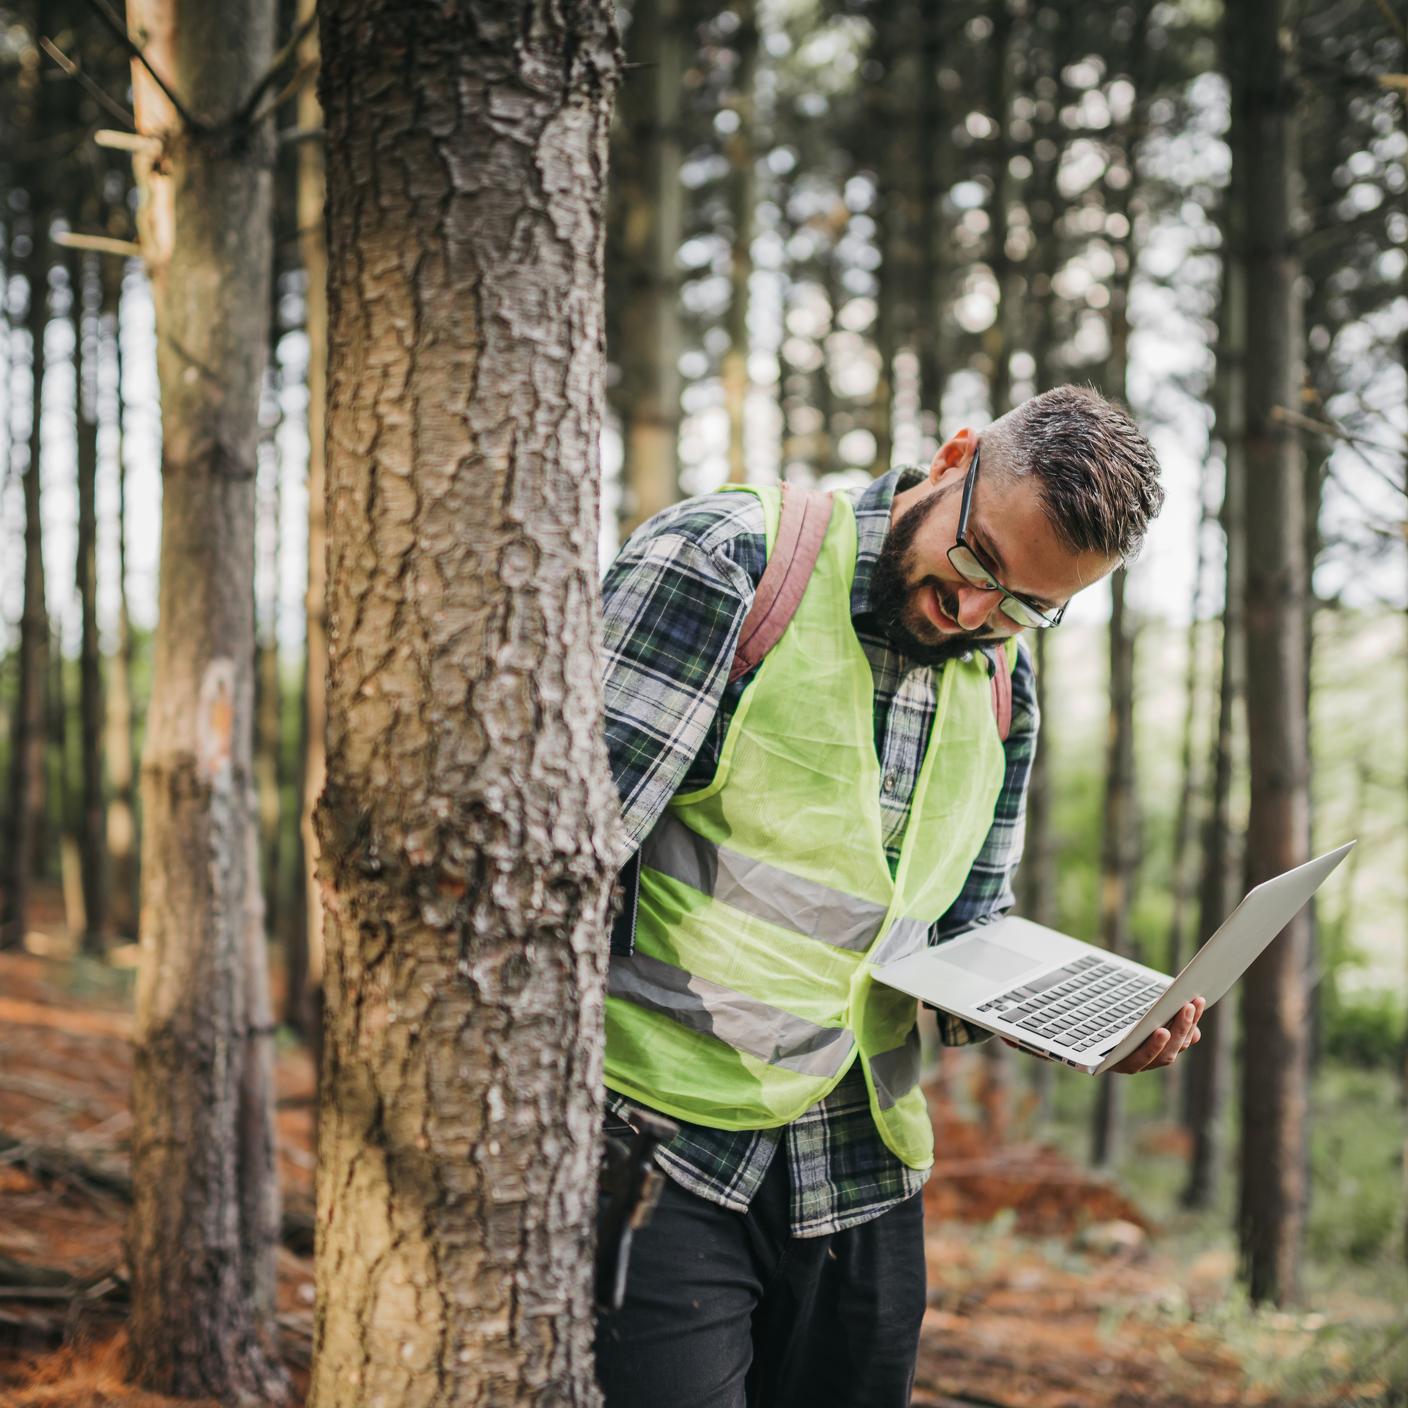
top-left (729, 484), bottom-right (834, 684)
top-left (990, 639), bottom-right (1013, 744)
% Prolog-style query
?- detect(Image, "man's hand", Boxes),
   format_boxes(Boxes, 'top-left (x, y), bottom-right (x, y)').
top-left (1106, 996), bottom-right (1205, 1075)
top-left (1001, 995), bottom-right (1206, 1074)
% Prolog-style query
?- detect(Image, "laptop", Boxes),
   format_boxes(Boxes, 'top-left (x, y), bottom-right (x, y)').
top-left (872, 842), bottom-right (1355, 1075)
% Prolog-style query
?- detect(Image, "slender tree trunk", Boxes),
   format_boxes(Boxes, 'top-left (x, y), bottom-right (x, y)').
top-left (310, 5), bottom-right (622, 1402)
top-left (985, 0), bottom-right (1019, 419)
top-left (1091, 567), bottom-right (1138, 1168)
top-left (288, 0), bottom-right (328, 1045)
top-left (722, 0), bottom-right (757, 485)
top-left (2, 213), bottom-right (50, 951)
top-left (124, 0), bottom-right (285, 1395)
top-left (1163, 473), bottom-right (1212, 1117)
top-left (1235, 0), bottom-right (1312, 1308)
top-left (614, 0), bottom-right (683, 532)
top-left (101, 256), bottom-right (139, 942)
top-left (255, 330), bottom-right (284, 950)
top-left (1182, 88), bottom-right (1249, 1211)
top-left (74, 250), bottom-right (107, 953)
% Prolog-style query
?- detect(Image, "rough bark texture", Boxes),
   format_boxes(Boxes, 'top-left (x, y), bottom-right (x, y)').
top-left (1234, 0), bottom-right (1312, 1308)
top-left (124, 0), bottom-right (285, 1396)
top-left (310, 4), bottom-right (622, 1404)
top-left (288, 0), bottom-right (329, 1044)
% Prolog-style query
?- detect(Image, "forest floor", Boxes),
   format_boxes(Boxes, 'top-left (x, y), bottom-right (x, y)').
top-left (0, 935), bottom-right (1400, 1408)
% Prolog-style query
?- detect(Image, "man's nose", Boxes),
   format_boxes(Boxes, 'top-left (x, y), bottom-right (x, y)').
top-left (954, 583), bottom-right (1003, 630)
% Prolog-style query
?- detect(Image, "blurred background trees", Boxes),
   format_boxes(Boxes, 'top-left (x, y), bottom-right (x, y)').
top-left (0, 0), bottom-right (1404, 1335)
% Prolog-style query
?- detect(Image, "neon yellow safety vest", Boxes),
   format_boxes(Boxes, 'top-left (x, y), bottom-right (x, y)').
top-left (604, 485), bottom-right (1012, 1170)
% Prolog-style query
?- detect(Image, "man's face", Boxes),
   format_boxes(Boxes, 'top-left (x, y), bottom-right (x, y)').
top-left (870, 432), bottom-right (1117, 665)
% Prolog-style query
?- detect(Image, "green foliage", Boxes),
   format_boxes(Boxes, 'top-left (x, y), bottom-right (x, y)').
top-left (1323, 992), bottom-right (1408, 1071)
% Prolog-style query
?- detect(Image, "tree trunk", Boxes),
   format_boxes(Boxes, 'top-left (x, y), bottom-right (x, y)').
top-left (74, 249), bottom-right (107, 953)
top-left (310, 4), bottom-right (622, 1403)
top-left (985, 0), bottom-right (1019, 419)
top-left (101, 256), bottom-right (139, 942)
top-left (256, 330), bottom-right (284, 950)
top-left (612, 0), bottom-right (683, 532)
top-left (722, 0), bottom-right (757, 485)
top-left (1235, 0), bottom-right (1312, 1308)
top-left (1182, 67), bottom-right (1249, 1211)
top-left (288, 0), bottom-right (329, 1045)
top-left (124, 0), bottom-right (285, 1396)
top-left (1019, 631), bottom-right (1054, 1117)
top-left (1090, 567), bottom-right (1138, 1169)
top-left (2, 210), bottom-right (51, 951)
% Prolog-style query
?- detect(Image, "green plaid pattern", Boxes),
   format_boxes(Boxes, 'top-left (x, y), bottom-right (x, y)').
top-left (603, 470), bottom-right (1038, 1236)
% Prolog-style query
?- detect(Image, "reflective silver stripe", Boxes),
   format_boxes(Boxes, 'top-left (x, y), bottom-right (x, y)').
top-left (608, 951), bottom-right (855, 1078)
top-left (870, 916), bottom-right (929, 968)
top-left (870, 1027), bottom-right (922, 1110)
top-left (642, 813), bottom-right (888, 953)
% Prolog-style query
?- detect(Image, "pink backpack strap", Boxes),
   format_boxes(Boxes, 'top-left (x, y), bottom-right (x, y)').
top-left (729, 485), bottom-right (834, 683)
top-left (990, 640), bottom-right (1013, 743)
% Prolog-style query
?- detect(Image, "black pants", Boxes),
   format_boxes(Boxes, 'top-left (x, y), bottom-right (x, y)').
top-left (595, 1147), bottom-right (927, 1408)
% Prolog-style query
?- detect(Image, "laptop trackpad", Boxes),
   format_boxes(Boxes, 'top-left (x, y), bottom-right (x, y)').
top-left (944, 935), bottom-right (1039, 984)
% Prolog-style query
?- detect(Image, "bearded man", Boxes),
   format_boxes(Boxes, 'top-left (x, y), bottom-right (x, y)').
top-left (595, 384), bottom-right (1204, 1407)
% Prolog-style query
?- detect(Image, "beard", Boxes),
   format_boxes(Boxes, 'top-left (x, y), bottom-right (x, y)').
top-left (868, 485), bottom-right (1004, 665)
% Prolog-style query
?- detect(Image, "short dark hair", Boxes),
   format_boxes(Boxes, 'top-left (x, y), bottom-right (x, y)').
top-left (981, 385), bottom-right (1165, 560)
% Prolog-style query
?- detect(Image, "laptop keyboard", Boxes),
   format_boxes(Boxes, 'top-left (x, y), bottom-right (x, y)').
top-left (973, 954), bottom-right (1168, 1055)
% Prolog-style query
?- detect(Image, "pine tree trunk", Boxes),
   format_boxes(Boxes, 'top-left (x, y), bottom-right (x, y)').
top-left (1181, 99), bottom-right (1249, 1213)
top-left (101, 256), bottom-right (139, 942)
top-left (288, 0), bottom-right (329, 1044)
top-left (613, 0), bottom-right (683, 532)
top-left (1091, 567), bottom-right (1137, 1168)
top-left (722, 0), bottom-right (757, 485)
top-left (255, 334), bottom-right (284, 950)
top-left (74, 249), bottom-right (107, 953)
top-left (124, 0), bottom-right (285, 1396)
top-left (1235, 0), bottom-right (1312, 1308)
top-left (310, 4), bottom-right (622, 1402)
top-left (2, 210), bottom-right (50, 951)
top-left (985, 0), bottom-right (1019, 419)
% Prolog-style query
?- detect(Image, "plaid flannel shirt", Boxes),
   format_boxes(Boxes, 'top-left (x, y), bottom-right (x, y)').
top-left (602, 469), bottom-right (1038, 1236)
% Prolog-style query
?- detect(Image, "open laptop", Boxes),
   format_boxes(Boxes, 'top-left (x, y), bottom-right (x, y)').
top-left (873, 842), bottom-right (1355, 1075)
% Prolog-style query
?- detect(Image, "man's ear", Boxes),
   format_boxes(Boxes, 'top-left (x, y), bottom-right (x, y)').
top-left (928, 427), bottom-right (973, 485)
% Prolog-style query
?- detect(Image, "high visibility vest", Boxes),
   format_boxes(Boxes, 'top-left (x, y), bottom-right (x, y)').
top-left (604, 485), bottom-right (1011, 1170)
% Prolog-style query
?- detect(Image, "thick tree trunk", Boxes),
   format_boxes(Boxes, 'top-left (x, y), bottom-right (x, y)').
top-left (101, 256), bottom-right (139, 942)
top-left (722, 0), bottom-right (757, 485)
top-left (74, 250), bottom-right (107, 953)
top-left (288, 0), bottom-right (329, 1045)
top-left (310, 4), bottom-right (622, 1403)
top-left (1235, 0), bottom-right (1312, 1308)
top-left (2, 214), bottom-right (50, 951)
top-left (613, 0), bottom-right (683, 532)
top-left (124, 0), bottom-right (285, 1397)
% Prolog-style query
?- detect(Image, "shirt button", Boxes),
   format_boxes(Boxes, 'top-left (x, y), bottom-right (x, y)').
top-left (960, 650), bottom-right (973, 663)
top-left (882, 772), bottom-right (896, 795)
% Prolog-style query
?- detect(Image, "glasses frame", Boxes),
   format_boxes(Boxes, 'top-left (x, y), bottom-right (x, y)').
top-left (946, 445), bottom-right (1066, 630)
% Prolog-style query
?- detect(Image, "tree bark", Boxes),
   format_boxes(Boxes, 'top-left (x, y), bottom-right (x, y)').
top-left (310, 4), bottom-right (623, 1403)
top-left (124, 0), bottom-right (285, 1396)
top-left (1181, 68), bottom-right (1249, 1211)
top-left (722, 0), bottom-right (757, 485)
top-left (288, 0), bottom-right (329, 1046)
top-left (2, 206), bottom-right (51, 951)
top-left (1234, 0), bottom-right (1312, 1308)
top-left (74, 249), bottom-right (107, 953)
top-left (1090, 566), bottom-right (1138, 1169)
top-left (612, 0), bottom-right (683, 532)
top-left (101, 255), bottom-right (139, 942)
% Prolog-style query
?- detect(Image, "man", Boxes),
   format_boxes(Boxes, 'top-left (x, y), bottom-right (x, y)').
top-left (595, 385), bottom-right (1205, 1407)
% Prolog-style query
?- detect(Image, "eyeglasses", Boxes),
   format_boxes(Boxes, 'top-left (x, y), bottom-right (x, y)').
top-left (946, 446), bottom-right (1066, 630)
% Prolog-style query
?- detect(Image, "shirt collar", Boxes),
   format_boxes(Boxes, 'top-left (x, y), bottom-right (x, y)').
top-left (847, 466), bottom-right (926, 622)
